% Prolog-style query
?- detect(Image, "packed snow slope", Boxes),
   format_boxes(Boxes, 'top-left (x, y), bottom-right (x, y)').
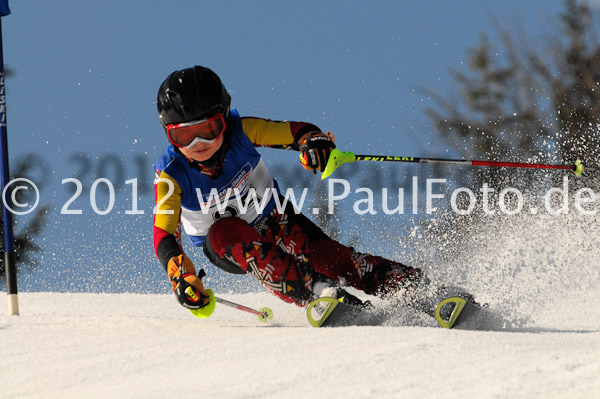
top-left (1, 288), bottom-right (598, 399)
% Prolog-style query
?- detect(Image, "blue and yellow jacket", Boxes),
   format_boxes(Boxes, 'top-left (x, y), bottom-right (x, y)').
top-left (153, 109), bottom-right (319, 269)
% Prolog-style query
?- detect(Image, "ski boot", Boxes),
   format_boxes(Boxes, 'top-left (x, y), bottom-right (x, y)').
top-left (312, 278), bottom-right (372, 309)
top-left (307, 279), bottom-right (377, 327)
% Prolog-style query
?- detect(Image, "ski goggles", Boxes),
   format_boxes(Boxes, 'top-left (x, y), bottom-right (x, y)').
top-left (166, 114), bottom-right (227, 149)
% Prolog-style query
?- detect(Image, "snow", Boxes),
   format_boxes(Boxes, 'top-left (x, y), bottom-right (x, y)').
top-left (1, 291), bottom-right (598, 399)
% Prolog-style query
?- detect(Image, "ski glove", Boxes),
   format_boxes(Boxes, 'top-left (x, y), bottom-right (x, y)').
top-left (167, 254), bottom-right (211, 309)
top-left (299, 131), bottom-right (336, 173)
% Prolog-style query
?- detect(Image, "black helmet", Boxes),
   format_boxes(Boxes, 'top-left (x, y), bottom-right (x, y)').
top-left (157, 66), bottom-right (231, 130)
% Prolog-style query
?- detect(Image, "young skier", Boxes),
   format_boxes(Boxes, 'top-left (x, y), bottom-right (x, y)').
top-left (153, 65), bottom-right (422, 312)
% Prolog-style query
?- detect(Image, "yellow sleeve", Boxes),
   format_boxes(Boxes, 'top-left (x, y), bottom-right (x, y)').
top-left (154, 171), bottom-right (183, 235)
top-left (241, 117), bottom-right (296, 146)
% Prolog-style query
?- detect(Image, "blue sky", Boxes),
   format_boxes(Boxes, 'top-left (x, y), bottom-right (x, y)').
top-left (1, 0), bottom-right (570, 292)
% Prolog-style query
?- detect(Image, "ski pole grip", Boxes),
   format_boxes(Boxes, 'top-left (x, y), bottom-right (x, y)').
top-left (321, 149), bottom-right (357, 179)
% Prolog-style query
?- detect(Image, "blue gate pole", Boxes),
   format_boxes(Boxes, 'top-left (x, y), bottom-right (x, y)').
top-left (0, 2), bottom-right (17, 316)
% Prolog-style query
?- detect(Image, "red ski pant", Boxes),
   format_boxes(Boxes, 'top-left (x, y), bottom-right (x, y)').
top-left (205, 207), bottom-right (420, 306)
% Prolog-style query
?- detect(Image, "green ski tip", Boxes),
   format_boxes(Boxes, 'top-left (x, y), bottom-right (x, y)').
top-left (306, 297), bottom-right (341, 327)
top-left (435, 297), bottom-right (467, 329)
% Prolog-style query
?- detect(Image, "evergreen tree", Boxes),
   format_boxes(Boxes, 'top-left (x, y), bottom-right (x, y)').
top-left (426, 0), bottom-right (600, 183)
top-left (0, 157), bottom-right (49, 279)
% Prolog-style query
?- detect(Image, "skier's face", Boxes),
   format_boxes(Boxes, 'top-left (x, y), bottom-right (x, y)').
top-left (178, 133), bottom-right (224, 162)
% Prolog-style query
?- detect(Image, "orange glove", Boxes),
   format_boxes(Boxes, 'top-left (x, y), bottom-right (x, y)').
top-left (299, 131), bottom-right (336, 172)
top-left (167, 254), bottom-right (210, 309)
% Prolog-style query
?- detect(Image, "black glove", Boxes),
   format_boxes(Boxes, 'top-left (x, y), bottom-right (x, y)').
top-left (299, 132), bottom-right (336, 172)
top-left (167, 254), bottom-right (211, 309)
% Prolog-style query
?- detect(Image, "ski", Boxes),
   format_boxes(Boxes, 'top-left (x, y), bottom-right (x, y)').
top-left (306, 297), bottom-right (381, 327)
top-left (434, 296), bottom-right (482, 329)
top-left (307, 293), bottom-right (483, 328)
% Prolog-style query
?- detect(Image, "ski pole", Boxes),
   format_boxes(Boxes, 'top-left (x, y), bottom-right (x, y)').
top-left (321, 148), bottom-right (597, 179)
top-left (214, 296), bottom-right (274, 323)
top-left (189, 290), bottom-right (274, 323)
top-left (189, 269), bottom-right (273, 322)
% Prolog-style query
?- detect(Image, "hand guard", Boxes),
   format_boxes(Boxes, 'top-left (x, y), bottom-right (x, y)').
top-left (299, 131), bottom-right (336, 172)
top-left (167, 254), bottom-right (211, 309)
